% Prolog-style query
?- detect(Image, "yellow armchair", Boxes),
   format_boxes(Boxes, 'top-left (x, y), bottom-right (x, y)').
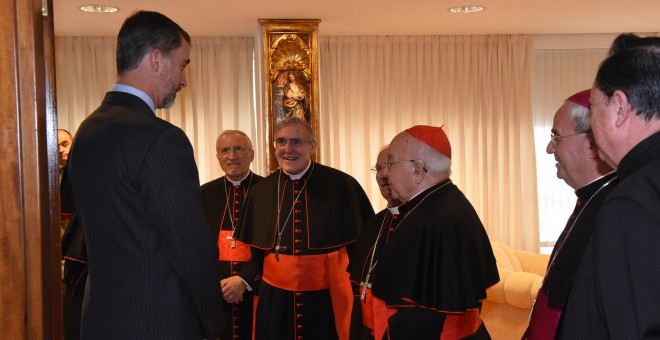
top-left (482, 241), bottom-right (550, 340)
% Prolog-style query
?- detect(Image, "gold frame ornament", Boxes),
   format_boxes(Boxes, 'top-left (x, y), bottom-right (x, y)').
top-left (259, 19), bottom-right (321, 172)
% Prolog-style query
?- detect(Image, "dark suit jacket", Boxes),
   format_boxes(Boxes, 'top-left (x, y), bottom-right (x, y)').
top-left (68, 91), bottom-right (222, 339)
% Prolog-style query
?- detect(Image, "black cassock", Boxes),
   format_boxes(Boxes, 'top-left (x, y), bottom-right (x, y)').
top-left (348, 207), bottom-right (401, 340)
top-left (373, 180), bottom-right (499, 339)
top-left (200, 172), bottom-right (263, 340)
top-left (237, 162), bottom-right (374, 340)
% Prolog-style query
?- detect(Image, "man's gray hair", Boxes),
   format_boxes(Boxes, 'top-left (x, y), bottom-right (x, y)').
top-left (570, 102), bottom-right (592, 134)
top-left (216, 130), bottom-right (253, 152)
top-left (410, 134), bottom-right (452, 176)
top-left (274, 117), bottom-right (316, 142)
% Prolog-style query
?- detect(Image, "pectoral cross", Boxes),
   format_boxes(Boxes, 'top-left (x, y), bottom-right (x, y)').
top-left (274, 235), bottom-right (287, 261)
top-left (360, 272), bottom-right (372, 301)
top-left (227, 235), bottom-right (236, 248)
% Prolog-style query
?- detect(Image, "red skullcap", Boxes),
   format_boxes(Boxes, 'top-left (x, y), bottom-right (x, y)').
top-left (567, 89), bottom-right (591, 109)
top-left (405, 125), bottom-right (452, 159)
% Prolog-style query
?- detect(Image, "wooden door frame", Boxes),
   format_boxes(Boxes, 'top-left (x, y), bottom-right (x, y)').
top-left (0, 0), bottom-right (62, 338)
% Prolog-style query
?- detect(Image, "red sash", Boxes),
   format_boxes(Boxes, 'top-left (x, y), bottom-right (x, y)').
top-left (385, 306), bottom-right (481, 339)
top-left (218, 230), bottom-right (251, 262)
top-left (441, 309), bottom-right (481, 339)
top-left (524, 289), bottom-right (561, 340)
top-left (360, 288), bottom-right (392, 340)
top-left (263, 249), bottom-right (352, 340)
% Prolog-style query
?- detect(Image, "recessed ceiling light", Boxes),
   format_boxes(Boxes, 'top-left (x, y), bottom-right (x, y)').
top-left (79, 5), bottom-right (119, 13)
top-left (448, 5), bottom-right (485, 13)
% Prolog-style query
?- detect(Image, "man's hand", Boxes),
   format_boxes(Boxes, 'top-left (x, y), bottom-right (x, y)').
top-left (221, 276), bottom-right (247, 304)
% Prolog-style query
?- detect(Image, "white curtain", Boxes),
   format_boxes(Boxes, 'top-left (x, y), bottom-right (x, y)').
top-left (318, 35), bottom-right (538, 250)
top-left (55, 36), bottom-right (256, 183)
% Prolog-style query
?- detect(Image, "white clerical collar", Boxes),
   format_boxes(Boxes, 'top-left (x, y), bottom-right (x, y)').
top-left (227, 171), bottom-right (251, 186)
top-left (112, 84), bottom-right (156, 113)
top-left (387, 205), bottom-right (401, 215)
top-left (283, 161), bottom-right (312, 180)
top-left (575, 170), bottom-right (617, 193)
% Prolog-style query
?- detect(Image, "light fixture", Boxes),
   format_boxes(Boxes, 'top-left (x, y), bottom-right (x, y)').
top-left (448, 5), bottom-right (485, 13)
top-left (79, 5), bottom-right (119, 13)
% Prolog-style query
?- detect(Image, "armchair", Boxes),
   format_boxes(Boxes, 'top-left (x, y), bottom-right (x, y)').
top-left (482, 241), bottom-right (550, 340)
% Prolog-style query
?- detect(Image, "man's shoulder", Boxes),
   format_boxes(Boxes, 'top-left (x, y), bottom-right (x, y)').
top-left (637, 158), bottom-right (660, 181)
top-left (249, 171), bottom-right (278, 193)
top-left (609, 160), bottom-right (660, 205)
top-left (312, 162), bottom-right (358, 182)
top-left (200, 176), bottom-right (225, 192)
top-left (251, 173), bottom-right (266, 182)
top-left (411, 184), bottom-right (480, 225)
top-left (365, 209), bottom-right (390, 225)
top-left (85, 95), bottom-right (175, 135)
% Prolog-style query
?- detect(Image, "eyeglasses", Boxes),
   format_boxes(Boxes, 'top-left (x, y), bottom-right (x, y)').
top-left (370, 165), bottom-right (386, 174)
top-left (273, 137), bottom-right (312, 148)
top-left (218, 145), bottom-right (249, 156)
top-left (549, 131), bottom-right (589, 146)
top-left (386, 159), bottom-right (428, 172)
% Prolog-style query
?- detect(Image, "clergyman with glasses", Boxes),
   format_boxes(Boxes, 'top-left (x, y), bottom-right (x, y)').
top-left (200, 130), bottom-right (264, 340)
top-left (524, 89), bottom-right (617, 339)
top-left (348, 145), bottom-right (403, 340)
top-left (236, 117), bottom-right (374, 340)
top-left (371, 125), bottom-right (499, 339)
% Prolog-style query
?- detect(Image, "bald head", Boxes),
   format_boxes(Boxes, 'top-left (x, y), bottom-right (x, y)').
top-left (58, 129), bottom-right (73, 168)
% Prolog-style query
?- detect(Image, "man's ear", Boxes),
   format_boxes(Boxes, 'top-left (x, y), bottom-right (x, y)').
top-left (149, 49), bottom-right (162, 72)
top-left (611, 90), bottom-right (632, 128)
top-left (413, 162), bottom-right (425, 184)
top-left (585, 134), bottom-right (599, 159)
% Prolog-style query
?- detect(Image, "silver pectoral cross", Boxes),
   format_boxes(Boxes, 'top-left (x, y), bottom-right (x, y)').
top-left (360, 272), bottom-right (372, 301)
top-left (227, 235), bottom-right (236, 248)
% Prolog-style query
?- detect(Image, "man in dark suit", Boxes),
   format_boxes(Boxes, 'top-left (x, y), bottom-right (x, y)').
top-left (68, 11), bottom-right (222, 339)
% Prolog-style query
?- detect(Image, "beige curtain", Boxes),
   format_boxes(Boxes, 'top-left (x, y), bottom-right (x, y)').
top-left (318, 35), bottom-right (538, 250)
top-left (161, 37), bottom-right (256, 183)
top-left (55, 37), bottom-right (117, 132)
top-left (531, 33), bottom-right (658, 252)
top-left (56, 34), bottom-right (542, 251)
top-left (55, 36), bottom-right (256, 184)
top-left (532, 48), bottom-right (609, 250)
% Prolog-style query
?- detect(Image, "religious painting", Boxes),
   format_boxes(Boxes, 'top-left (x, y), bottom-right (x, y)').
top-left (259, 19), bottom-right (320, 172)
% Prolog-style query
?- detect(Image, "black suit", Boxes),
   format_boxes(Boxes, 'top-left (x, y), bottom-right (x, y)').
top-left (69, 91), bottom-right (222, 339)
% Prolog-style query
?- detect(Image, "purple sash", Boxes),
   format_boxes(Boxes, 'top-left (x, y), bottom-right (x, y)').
top-left (524, 289), bottom-right (561, 340)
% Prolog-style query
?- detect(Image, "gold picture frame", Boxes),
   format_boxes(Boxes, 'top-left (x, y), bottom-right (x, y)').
top-left (259, 19), bottom-right (321, 172)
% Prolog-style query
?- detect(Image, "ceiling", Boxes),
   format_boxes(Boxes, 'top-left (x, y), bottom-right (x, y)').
top-left (54, 0), bottom-right (659, 37)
